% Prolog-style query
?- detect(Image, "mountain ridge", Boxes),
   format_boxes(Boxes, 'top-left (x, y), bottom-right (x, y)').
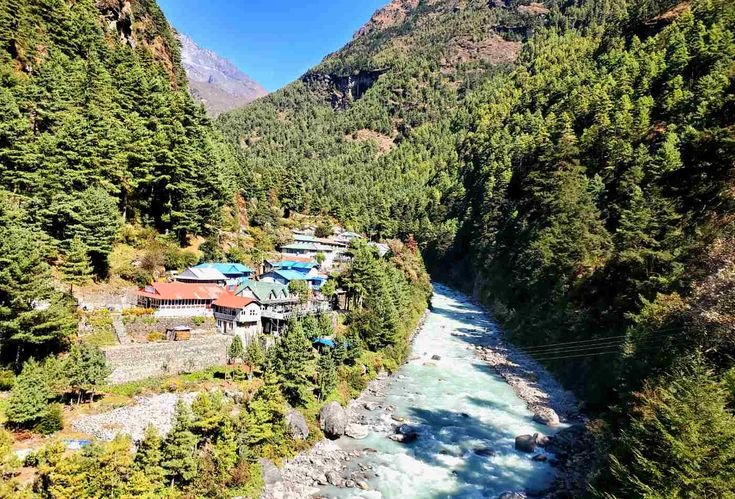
top-left (179, 33), bottom-right (268, 116)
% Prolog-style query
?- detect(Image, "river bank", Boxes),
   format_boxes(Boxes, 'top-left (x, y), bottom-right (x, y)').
top-left (263, 284), bottom-right (580, 498)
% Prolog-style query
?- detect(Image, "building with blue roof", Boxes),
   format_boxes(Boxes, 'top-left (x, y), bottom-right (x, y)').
top-left (194, 262), bottom-right (254, 287)
top-left (260, 269), bottom-right (328, 290)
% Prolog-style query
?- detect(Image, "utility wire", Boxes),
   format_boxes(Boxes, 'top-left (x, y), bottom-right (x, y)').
top-left (532, 339), bottom-right (689, 362)
top-left (516, 326), bottom-right (685, 354)
top-left (518, 332), bottom-right (685, 356)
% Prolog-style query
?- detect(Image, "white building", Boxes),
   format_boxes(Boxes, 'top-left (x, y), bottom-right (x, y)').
top-left (212, 294), bottom-right (262, 345)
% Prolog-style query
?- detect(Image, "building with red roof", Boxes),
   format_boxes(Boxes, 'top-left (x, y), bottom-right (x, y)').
top-left (212, 294), bottom-right (261, 341)
top-left (136, 282), bottom-right (226, 317)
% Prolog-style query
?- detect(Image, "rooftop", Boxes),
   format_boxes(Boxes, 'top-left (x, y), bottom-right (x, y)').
top-left (212, 294), bottom-right (258, 309)
top-left (137, 282), bottom-right (225, 301)
top-left (237, 281), bottom-right (290, 301)
top-left (194, 262), bottom-right (254, 275)
top-left (177, 267), bottom-right (228, 281)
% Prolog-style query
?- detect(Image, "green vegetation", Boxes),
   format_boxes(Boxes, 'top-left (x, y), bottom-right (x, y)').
top-left (218, 0), bottom-right (735, 495)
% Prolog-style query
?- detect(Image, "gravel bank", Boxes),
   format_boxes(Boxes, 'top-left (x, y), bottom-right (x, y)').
top-left (72, 392), bottom-right (199, 442)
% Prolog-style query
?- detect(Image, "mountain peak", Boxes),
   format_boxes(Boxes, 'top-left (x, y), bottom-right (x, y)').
top-left (178, 33), bottom-right (268, 116)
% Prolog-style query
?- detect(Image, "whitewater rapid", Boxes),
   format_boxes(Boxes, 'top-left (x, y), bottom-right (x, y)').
top-left (320, 284), bottom-right (558, 498)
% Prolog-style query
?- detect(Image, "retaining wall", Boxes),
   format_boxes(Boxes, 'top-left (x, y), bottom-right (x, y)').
top-left (103, 335), bottom-right (231, 384)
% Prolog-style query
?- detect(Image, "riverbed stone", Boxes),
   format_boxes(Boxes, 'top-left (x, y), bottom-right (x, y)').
top-left (319, 401), bottom-right (348, 439)
top-left (473, 446), bottom-right (496, 457)
top-left (345, 423), bottom-right (369, 439)
top-left (431, 354), bottom-right (442, 360)
top-left (259, 458), bottom-right (282, 485)
top-left (515, 434), bottom-right (537, 453)
top-left (532, 407), bottom-right (560, 427)
top-left (286, 409), bottom-right (309, 440)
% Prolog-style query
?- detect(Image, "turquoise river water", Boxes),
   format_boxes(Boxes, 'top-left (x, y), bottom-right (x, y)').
top-left (320, 284), bottom-right (558, 498)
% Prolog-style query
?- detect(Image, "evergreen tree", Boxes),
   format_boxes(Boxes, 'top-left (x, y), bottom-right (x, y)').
top-left (271, 319), bottom-right (314, 406)
top-left (244, 338), bottom-right (265, 380)
top-left (65, 343), bottom-right (111, 403)
top-left (161, 400), bottom-right (198, 487)
top-left (60, 236), bottom-right (94, 293)
top-left (228, 335), bottom-right (244, 364)
top-left (316, 350), bottom-right (337, 401)
top-left (606, 359), bottom-right (735, 498)
top-left (135, 425), bottom-right (165, 487)
top-left (0, 225), bottom-right (77, 364)
top-left (241, 372), bottom-right (287, 455)
top-left (5, 358), bottom-right (54, 427)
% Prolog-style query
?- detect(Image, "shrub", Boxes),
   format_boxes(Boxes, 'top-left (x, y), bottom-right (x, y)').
top-left (164, 246), bottom-right (198, 271)
top-left (0, 370), bottom-right (14, 391)
top-left (34, 404), bottom-right (64, 435)
top-left (147, 332), bottom-right (165, 342)
top-left (191, 316), bottom-right (205, 327)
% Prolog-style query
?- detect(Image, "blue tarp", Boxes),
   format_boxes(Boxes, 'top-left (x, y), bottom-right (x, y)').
top-left (313, 338), bottom-right (336, 348)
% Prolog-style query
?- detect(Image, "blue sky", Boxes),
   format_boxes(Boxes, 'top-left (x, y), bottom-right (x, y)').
top-left (158, 0), bottom-right (387, 91)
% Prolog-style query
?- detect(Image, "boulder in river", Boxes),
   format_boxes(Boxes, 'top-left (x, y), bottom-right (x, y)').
top-left (515, 434), bottom-right (537, 453)
top-left (532, 407), bottom-right (560, 427)
top-left (472, 446), bottom-right (496, 457)
top-left (431, 354), bottom-right (442, 361)
top-left (535, 433), bottom-right (550, 447)
top-left (389, 432), bottom-right (418, 443)
top-left (286, 409), bottom-right (309, 440)
top-left (345, 423), bottom-right (369, 440)
top-left (326, 470), bottom-right (341, 486)
top-left (319, 401), bottom-right (347, 439)
top-left (364, 401), bottom-right (379, 411)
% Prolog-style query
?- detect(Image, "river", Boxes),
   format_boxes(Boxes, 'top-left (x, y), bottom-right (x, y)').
top-left (318, 284), bottom-right (559, 498)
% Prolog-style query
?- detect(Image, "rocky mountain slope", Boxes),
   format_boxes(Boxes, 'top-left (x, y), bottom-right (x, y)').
top-left (179, 33), bottom-right (267, 116)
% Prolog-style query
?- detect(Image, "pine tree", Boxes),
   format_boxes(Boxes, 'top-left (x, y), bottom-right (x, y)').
top-left (607, 359), bottom-right (735, 498)
top-left (60, 236), bottom-right (94, 293)
top-left (228, 335), bottom-right (244, 365)
top-left (317, 350), bottom-right (337, 401)
top-left (241, 371), bottom-right (287, 454)
top-left (135, 425), bottom-right (165, 487)
top-left (161, 400), bottom-right (198, 487)
top-left (244, 338), bottom-right (265, 380)
top-left (65, 343), bottom-right (111, 403)
top-left (271, 319), bottom-right (314, 406)
top-left (5, 359), bottom-right (54, 427)
top-left (0, 225), bottom-right (77, 364)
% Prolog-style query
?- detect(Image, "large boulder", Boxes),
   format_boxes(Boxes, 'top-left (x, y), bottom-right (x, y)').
top-left (532, 407), bottom-right (560, 427)
top-left (286, 409), bottom-right (309, 440)
top-left (319, 401), bottom-right (347, 439)
top-left (515, 434), bottom-right (537, 453)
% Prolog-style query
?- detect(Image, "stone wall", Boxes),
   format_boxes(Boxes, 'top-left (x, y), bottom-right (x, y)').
top-left (103, 335), bottom-right (231, 384)
top-left (123, 315), bottom-right (215, 339)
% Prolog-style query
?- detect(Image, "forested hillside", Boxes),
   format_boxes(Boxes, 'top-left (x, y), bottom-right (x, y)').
top-left (0, 0), bottom-right (240, 256)
top-left (221, 0), bottom-right (735, 495)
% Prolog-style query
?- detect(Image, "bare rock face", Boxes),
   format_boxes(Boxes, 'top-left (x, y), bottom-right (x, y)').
top-left (319, 401), bottom-right (347, 439)
top-left (286, 409), bottom-right (309, 440)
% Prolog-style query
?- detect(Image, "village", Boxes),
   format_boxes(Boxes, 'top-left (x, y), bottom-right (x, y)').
top-left (91, 227), bottom-right (390, 384)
